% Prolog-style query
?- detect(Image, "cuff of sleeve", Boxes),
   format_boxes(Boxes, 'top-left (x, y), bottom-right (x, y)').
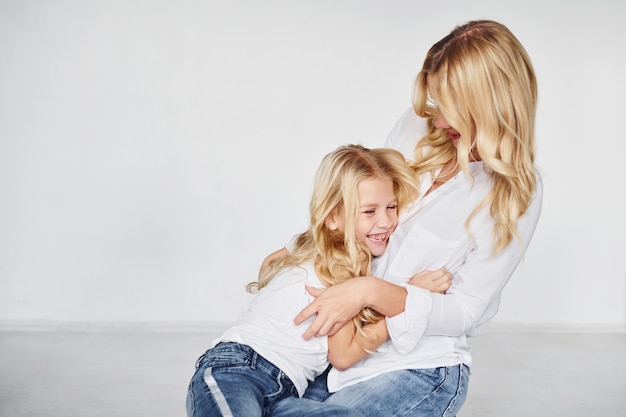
top-left (386, 285), bottom-right (433, 354)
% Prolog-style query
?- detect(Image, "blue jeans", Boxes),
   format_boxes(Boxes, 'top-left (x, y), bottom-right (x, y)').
top-left (303, 363), bottom-right (470, 417)
top-left (186, 342), bottom-right (365, 417)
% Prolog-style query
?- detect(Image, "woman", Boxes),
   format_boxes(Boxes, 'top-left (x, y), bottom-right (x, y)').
top-left (282, 20), bottom-right (543, 416)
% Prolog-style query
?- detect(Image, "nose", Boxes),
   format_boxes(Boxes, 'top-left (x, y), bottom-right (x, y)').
top-left (434, 114), bottom-right (451, 130)
top-left (377, 211), bottom-right (393, 229)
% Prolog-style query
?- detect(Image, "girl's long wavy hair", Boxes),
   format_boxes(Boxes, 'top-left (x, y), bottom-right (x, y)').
top-left (412, 20), bottom-right (538, 252)
top-left (248, 144), bottom-right (418, 345)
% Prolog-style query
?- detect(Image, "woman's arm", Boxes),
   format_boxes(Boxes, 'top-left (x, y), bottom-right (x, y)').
top-left (296, 181), bottom-right (541, 343)
top-left (294, 277), bottom-right (407, 340)
top-left (294, 268), bottom-right (450, 340)
top-left (388, 178), bottom-right (544, 347)
top-left (326, 269), bottom-right (450, 368)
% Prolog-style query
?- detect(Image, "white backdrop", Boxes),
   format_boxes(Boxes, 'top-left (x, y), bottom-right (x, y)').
top-left (1, 0), bottom-right (625, 329)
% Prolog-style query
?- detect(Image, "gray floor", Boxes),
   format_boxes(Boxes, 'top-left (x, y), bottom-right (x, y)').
top-left (1, 327), bottom-right (625, 417)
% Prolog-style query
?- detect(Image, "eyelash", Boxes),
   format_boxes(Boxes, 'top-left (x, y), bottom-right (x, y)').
top-left (363, 205), bottom-right (397, 215)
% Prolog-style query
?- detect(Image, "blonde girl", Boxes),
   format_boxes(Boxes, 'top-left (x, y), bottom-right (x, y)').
top-left (187, 144), bottom-right (443, 417)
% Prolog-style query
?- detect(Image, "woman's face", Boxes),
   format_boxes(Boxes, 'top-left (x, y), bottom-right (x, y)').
top-left (434, 113), bottom-right (460, 147)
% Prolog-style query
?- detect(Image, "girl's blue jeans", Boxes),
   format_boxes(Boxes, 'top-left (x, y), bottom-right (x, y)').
top-left (186, 342), bottom-right (364, 417)
top-left (302, 362), bottom-right (470, 417)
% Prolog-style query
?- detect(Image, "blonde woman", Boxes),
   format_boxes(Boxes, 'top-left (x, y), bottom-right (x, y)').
top-left (287, 20), bottom-right (543, 416)
top-left (186, 145), bottom-right (447, 417)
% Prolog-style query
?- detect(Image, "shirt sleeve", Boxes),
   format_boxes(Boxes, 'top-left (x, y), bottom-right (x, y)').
top-left (385, 285), bottom-right (433, 354)
top-left (384, 107), bottom-right (428, 161)
top-left (427, 177), bottom-right (543, 337)
top-left (388, 175), bottom-right (543, 349)
top-left (284, 234), bottom-right (298, 252)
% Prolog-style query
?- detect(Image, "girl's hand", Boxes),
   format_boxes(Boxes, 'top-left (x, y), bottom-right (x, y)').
top-left (408, 268), bottom-right (451, 294)
top-left (294, 278), bottom-right (371, 340)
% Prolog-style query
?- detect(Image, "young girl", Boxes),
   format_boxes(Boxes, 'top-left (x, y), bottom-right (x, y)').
top-left (186, 144), bottom-right (445, 417)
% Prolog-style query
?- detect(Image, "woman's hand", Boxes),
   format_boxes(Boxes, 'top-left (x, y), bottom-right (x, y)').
top-left (294, 278), bottom-right (372, 340)
top-left (408, 267), bottom-right (451, 294)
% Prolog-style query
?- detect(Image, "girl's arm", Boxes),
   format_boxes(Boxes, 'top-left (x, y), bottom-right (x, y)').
top-left (327, 318), bottom-right (388, 371)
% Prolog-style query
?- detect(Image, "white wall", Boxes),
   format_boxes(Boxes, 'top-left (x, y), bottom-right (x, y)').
top-left (1, 0), bottom-right (624, 329)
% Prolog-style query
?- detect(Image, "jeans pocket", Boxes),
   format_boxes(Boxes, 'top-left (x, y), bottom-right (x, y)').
top-left (265, 371), bottom-right (297, 401)
top-left (407, 366), bottom-right (447, 389)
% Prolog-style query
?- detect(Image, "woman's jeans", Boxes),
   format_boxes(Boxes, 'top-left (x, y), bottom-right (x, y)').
top-left (303, 363), bottom-right (470, 417)
top-left (186, 342), bottom-right (364, 417)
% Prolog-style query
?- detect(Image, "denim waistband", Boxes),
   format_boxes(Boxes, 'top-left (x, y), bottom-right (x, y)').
top-left (200, 342), bottom-right (297, 395)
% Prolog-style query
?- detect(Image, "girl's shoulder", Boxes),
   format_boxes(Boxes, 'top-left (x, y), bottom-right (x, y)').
top-left (266, 261), bottom-right (322, 289)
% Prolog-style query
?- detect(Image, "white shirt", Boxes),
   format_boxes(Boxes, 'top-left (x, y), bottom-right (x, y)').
top-left (327, 108), bottom-right (543, 392)
top-left (216, 263), bottom-right (328, 397)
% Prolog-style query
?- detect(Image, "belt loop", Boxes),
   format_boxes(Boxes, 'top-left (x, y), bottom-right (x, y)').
top-left (195, 353), bottom-right (206, 369)
top-left (250, 349), bottom-right (258, 370)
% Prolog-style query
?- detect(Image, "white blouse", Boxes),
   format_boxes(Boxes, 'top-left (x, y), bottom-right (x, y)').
top-left (327, 108), bottom-right (543, 392)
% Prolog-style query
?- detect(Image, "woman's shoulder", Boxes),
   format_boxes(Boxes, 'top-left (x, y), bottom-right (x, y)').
top-left (384, 107), bottom-right (428, 160)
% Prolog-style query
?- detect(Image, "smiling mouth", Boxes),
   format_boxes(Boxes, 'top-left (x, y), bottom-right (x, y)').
top-left (367, 233), bottom-right (388, 243)
top-left (448, 131), bottom-right (460, 141)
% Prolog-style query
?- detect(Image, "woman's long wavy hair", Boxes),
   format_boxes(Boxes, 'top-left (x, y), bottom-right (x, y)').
top-left (248, 144), bottom-right (418, 345)
top-left (412, 20), bottom-right (538, 252)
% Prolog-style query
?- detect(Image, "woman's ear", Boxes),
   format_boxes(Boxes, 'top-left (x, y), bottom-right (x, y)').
top-left (325, 211), bottom-right (339, 231)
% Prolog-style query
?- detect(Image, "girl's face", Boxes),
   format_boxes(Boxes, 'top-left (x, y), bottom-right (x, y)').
top-left (335, 177), bottom-right (399, 257)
